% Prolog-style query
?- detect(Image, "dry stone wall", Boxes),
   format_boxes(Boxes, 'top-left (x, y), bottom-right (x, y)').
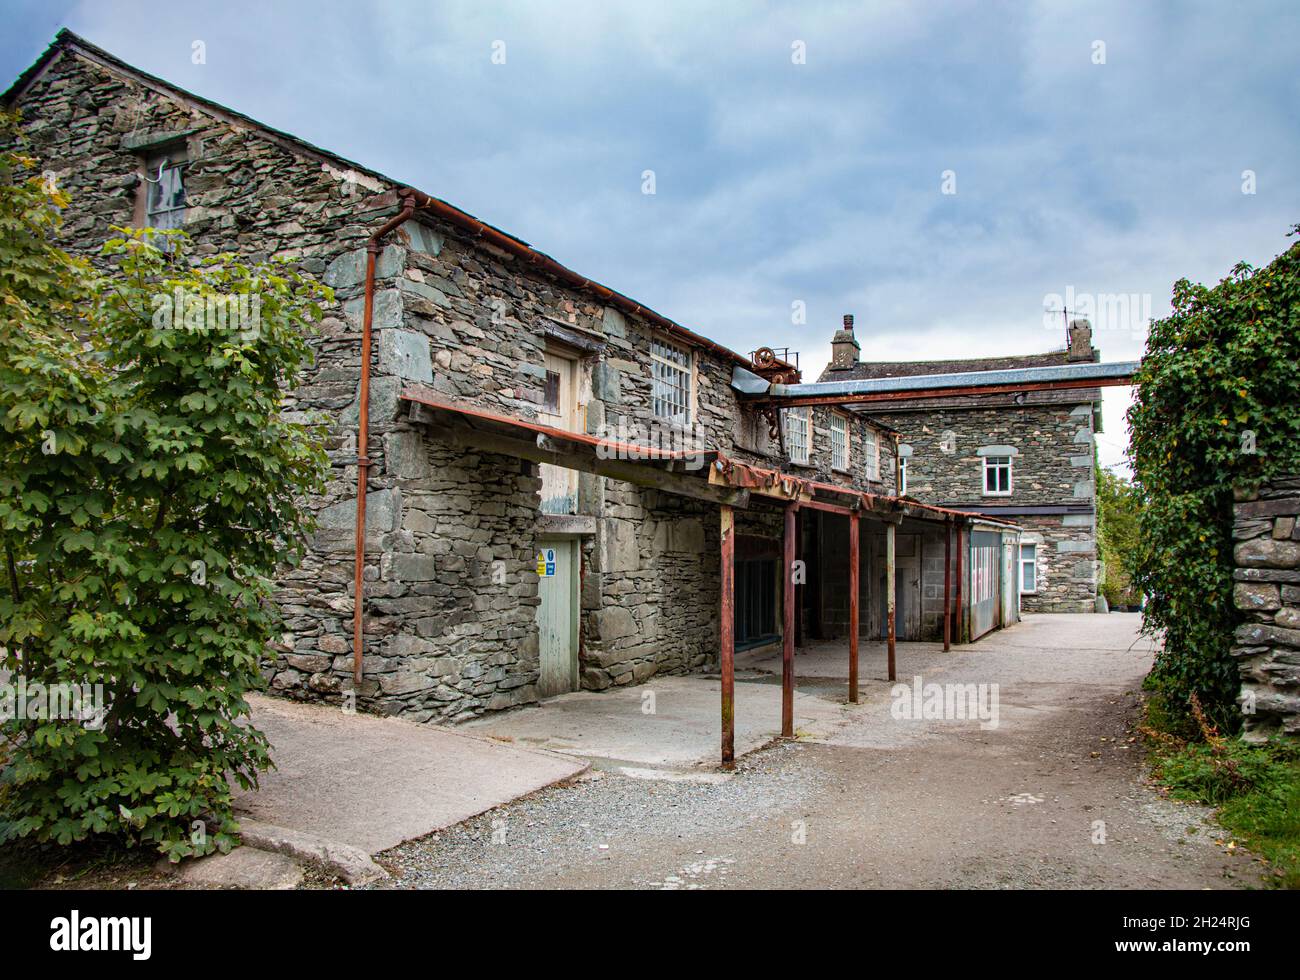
top-left (1232, 477), bottom-right (1300, 741)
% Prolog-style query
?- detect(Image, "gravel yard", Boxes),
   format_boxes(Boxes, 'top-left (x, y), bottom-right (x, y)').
top-left (375, 744), bottom-right (828, 889)
top-left (365, 615), bottom-right (1269, 890)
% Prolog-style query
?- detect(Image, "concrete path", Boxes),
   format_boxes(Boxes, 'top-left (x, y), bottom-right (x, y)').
top-left (373, 613), bottom-right (1271, 889)
top-left (234, 694), bottom-right (586, 854)
top-left (461, 665), bottom-right (852, 770)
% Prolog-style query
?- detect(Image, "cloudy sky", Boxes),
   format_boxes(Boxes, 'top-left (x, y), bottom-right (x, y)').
top-left (4, 1), bottom-right (1297, 473)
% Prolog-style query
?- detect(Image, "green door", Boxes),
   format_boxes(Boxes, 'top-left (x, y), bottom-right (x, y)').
top-left (536, 538), bottom-right (578, 697)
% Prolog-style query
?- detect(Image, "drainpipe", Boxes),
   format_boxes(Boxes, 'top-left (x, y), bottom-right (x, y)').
top-left (353, 190), bottom-right (417, 686)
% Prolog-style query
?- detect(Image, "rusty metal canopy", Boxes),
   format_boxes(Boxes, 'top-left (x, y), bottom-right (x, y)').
top-left (399, 387), bottom-right (1019, 530)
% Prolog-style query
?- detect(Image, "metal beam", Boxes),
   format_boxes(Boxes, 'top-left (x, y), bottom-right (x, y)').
top-left (720, 505), bottom-right (736, 768)
top-left (440, 422), bottom-right (749, 508)
top-left (798, 497), bottom-right (858, 517)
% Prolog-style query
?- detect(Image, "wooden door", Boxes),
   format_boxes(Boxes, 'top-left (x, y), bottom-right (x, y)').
top-left (877, 532), bottom-right (921, 640)
top-left (539, 351), bottom-right (578, 515)
top-left (536, 539), bottom-right (577, 697)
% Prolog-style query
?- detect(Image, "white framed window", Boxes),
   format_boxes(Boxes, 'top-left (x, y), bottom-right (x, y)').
top-left (983, 455), bottom-right (1012, 495)
top-left (1020, 543), bottom-right (1038, 594)
top-left (829, 414), bottom-right (849, 471)
top-left (650, 336), bottom-right (693, 424)
top-left (898, 455), bottom-right (907, 495)
top-left (784, 407), bottom-right (810, 465)
top-left (863, 428), bottom-right (880, 482)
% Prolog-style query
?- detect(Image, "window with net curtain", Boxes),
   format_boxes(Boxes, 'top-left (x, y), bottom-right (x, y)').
top-left (830, 414), bottom-right (848, 470)
top-left (651, 337), bottom-right (692, 424)
top-left (863, 428), bottom-right (879, 481)
top-left (784, 407), bottom-right (810, 465)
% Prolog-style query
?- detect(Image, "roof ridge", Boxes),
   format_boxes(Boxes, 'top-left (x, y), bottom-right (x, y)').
top-left (2, 29), bottom-right (754, 369)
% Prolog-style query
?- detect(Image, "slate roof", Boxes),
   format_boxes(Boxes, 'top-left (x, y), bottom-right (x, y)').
top-left (819, 348), bottom-right (1074, 383)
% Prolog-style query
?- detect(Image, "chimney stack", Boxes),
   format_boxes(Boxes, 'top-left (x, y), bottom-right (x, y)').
top-left (831, 313), bottom-right (860, 369)
top-left (1066, 318), bottom-right (1096, 361)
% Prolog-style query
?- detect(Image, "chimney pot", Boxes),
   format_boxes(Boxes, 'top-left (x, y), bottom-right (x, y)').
top-left (831, 313), bottom-right (860, 369)
top-left (1067, 318), bottom-right (1096, 361)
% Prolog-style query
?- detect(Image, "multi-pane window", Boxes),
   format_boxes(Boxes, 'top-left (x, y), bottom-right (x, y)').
top-left (1020, 543), bottom-right (1038, 593)
top-left (983, 455), bottom-right (1012, 495)
top-left (863, 428), bottom-right (880, 481)
top-left (651, 337), bottom-right (692, 424)
top-left (141, 149), bottom-right (188, 230)
top-left (829, 414), bottom-right (849, 471)
top-left (898, 455), bottom-right (908, 495)
top-left (784, 408), bottom-right (810, 465)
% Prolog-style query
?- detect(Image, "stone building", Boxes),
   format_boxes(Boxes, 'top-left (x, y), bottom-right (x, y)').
top-left (3, 31), bottom-right (1019, 730)
top-left (819, 314), bottom-right (1104, 613)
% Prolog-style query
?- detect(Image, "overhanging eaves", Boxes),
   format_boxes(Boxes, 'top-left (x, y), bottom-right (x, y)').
top-left (732, 360), bottom-right (1138, 408)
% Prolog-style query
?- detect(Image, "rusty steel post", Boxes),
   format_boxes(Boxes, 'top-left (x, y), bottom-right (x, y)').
top-left (720, 505), bottom-right (736, 767)
top-left (847, 506), bottom-right (857, 696)
top-left (782, 503), bottom-right (796, 737)
top-left (848, 511), bottom-right (859, 704)
top-left (954, 524), bottom-right (964, 645)
top-left (886, 520), bottom-right (897, 682)
top-left (943, 522), bottom-right (952, 652)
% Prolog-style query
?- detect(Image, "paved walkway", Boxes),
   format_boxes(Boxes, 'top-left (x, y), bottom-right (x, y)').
top-left (461, 666), bottom-right (850, 770)
top-left (235, 694), bottom-right (586, 854)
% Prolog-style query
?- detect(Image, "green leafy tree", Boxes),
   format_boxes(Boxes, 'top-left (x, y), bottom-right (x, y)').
top-left (0, 112), bottom-right (331, 859)
top-left (1128, 227), bottom-right (1300, 734)
top-left (1097, 467), bottom-right (1144, 608)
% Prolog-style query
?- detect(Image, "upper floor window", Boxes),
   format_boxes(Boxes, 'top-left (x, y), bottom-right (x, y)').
top-left (138, 147), bottom-right (188, 230)
top-left (898, 454), bottom-right (908, 495)
top-left (650, 336), bottom-right (693, 425)
top-left (863, 428), bottom-right (880, 482)
top-left (784, 407), bottom-right (810, 465)
top-left (829, 414), bottom-right (849, 471)
top-left (983, 455), bottom-right (1013, 495)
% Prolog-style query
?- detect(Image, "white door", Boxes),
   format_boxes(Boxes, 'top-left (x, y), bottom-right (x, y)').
top-left (539, 351), bottom-right (579, 515)
top-left (536, 539), bottom-right (577, 697)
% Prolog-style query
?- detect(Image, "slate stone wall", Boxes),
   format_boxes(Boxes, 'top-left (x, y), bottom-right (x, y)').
top-left (874, 402), bottom-right (1097, 612)
top-left (7, 47), bottom-right (806, 721)
top-left (1232, 477), bottom-right (1300, 741)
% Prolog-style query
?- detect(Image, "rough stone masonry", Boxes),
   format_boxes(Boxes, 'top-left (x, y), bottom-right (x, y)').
top-left (3, 32), bottom-right (914, 725)
top-left (1232, 475), bottom-right (1300, 740)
